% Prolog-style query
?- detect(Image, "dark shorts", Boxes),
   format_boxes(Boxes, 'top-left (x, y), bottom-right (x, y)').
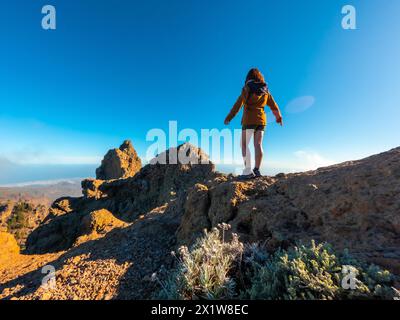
top-left (242, 125), bottom-right (266, 131)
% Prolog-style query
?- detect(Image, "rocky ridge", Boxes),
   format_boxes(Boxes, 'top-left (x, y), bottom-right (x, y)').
top-left (1, 142), bottom-right (399, 300)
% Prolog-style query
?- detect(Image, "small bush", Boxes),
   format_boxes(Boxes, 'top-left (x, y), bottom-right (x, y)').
top-left (13, 201), bottom-right (33, 213)
top-left (7, 204), bottom-right (29, 231)
top-left (241, 241), bottom-right (397, 300)
top-left (157, 224), bottom-right (244, 300)
top-left (156, 225), bottom-right (399, 300)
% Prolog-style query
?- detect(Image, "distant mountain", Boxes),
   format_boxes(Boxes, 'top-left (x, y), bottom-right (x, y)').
top-left (0, 179), bottom-right (82, 206)
top-left (0, 179), bottom-right (83, 249)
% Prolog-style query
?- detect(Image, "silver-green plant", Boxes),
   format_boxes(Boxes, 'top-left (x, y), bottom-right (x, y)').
top-left (157, 225), bottom-right (243, 300)
top-left (240, 240), bottom-right (398, 300)
top-left (155, 224), bottom-right (399, 300)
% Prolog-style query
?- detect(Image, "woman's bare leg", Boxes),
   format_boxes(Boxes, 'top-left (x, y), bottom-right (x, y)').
top-left (241, 129), bottom-right (253, 174)
top-left (254, 130), bottom-right (264, 169)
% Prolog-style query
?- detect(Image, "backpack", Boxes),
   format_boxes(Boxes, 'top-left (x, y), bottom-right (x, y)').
top-left (245, 80), bottom-right (269, 104)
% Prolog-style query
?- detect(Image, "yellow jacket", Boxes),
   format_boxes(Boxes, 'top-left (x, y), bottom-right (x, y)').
top-left (225, 86), bottom-right (281, 126)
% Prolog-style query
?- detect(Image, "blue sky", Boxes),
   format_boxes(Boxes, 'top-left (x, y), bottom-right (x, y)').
top-left (1, 0), bottom-right (400, 184)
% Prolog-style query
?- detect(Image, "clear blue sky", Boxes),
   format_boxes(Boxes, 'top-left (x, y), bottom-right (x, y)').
top-left (1, 0), bottom-right (400, 184)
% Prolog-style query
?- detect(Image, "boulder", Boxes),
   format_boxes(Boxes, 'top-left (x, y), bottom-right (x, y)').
top-left (176, 184), bottom-right (211, 244)
top-left (26, 208), bottom-right (127, 253)
top-left (81, 179), bottom-right (105, 199)
top-left (80, 209), bottom-right (127, 235)
top-left (49, 197), bottom-right (77, 216)
top-left (74, 209), bottom-right (128, 246)
top-left (96, 140), bottom-right (142, 180)
top-left (150, 142), bottom-right (212, 165)
top-left (0, 232), bottom-right (20, 257)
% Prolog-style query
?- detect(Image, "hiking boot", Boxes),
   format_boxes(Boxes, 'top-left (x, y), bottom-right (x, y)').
top-left (238, 168), bottom-right (255, 180)
top-left (253, 168), bottom-right (262, 177)
top-left (238, 173), bottom-right (255, 180)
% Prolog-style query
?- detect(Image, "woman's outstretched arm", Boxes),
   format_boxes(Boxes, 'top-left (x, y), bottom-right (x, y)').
top-left (224, 88), bottom-right (246, 124)
top-left (267, 93), bottom-right (283, 126)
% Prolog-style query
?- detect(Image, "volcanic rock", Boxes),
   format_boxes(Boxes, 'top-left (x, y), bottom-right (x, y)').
top-left (96, 140), bottom-right (142, 180)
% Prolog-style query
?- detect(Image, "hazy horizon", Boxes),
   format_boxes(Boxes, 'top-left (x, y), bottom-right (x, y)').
top-left (0, 163), bottom-right (96, 186)
top-left (2, 145), bottom-right (392, 186)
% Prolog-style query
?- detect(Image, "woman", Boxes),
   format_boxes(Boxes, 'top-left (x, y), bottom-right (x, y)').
top-left (224, 68), bottom-right (283, 178)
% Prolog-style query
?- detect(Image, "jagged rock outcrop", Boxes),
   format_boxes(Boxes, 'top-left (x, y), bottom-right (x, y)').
top-left (81, 143), bottom-right (216, 220)
top-left (96, 140), bottom-right (142, 180)
top-left (26, 143), bottom-right (216, 254)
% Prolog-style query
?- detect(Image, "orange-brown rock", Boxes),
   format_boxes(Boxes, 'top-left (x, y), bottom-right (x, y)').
top-left (0, 232), bottom-right (20, 258)
top-left (26, 143), bottom-right (216, 253)
top-left (96, 140), bottom-right (142, 180)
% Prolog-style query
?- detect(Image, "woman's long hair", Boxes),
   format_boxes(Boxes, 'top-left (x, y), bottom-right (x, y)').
top-left (245, 68), bottom-right (265, 84)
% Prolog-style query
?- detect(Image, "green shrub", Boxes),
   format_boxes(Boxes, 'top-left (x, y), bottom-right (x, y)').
top-left (156, 225), bottom-right (399, 300)
top-left (241, 241), bottom-right (397, 300)
top-left (6, 201), bottom-right (34, 232)
top-left (13, 201), bottom-right (33, 213)
top-left (7, 209), bottom-right (28, 230)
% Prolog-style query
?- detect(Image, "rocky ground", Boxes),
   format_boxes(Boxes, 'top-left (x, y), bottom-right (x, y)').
top-left (0, 142), bottom-right (399, 300)
top-left (0, 206), bottom-right (178, 299)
